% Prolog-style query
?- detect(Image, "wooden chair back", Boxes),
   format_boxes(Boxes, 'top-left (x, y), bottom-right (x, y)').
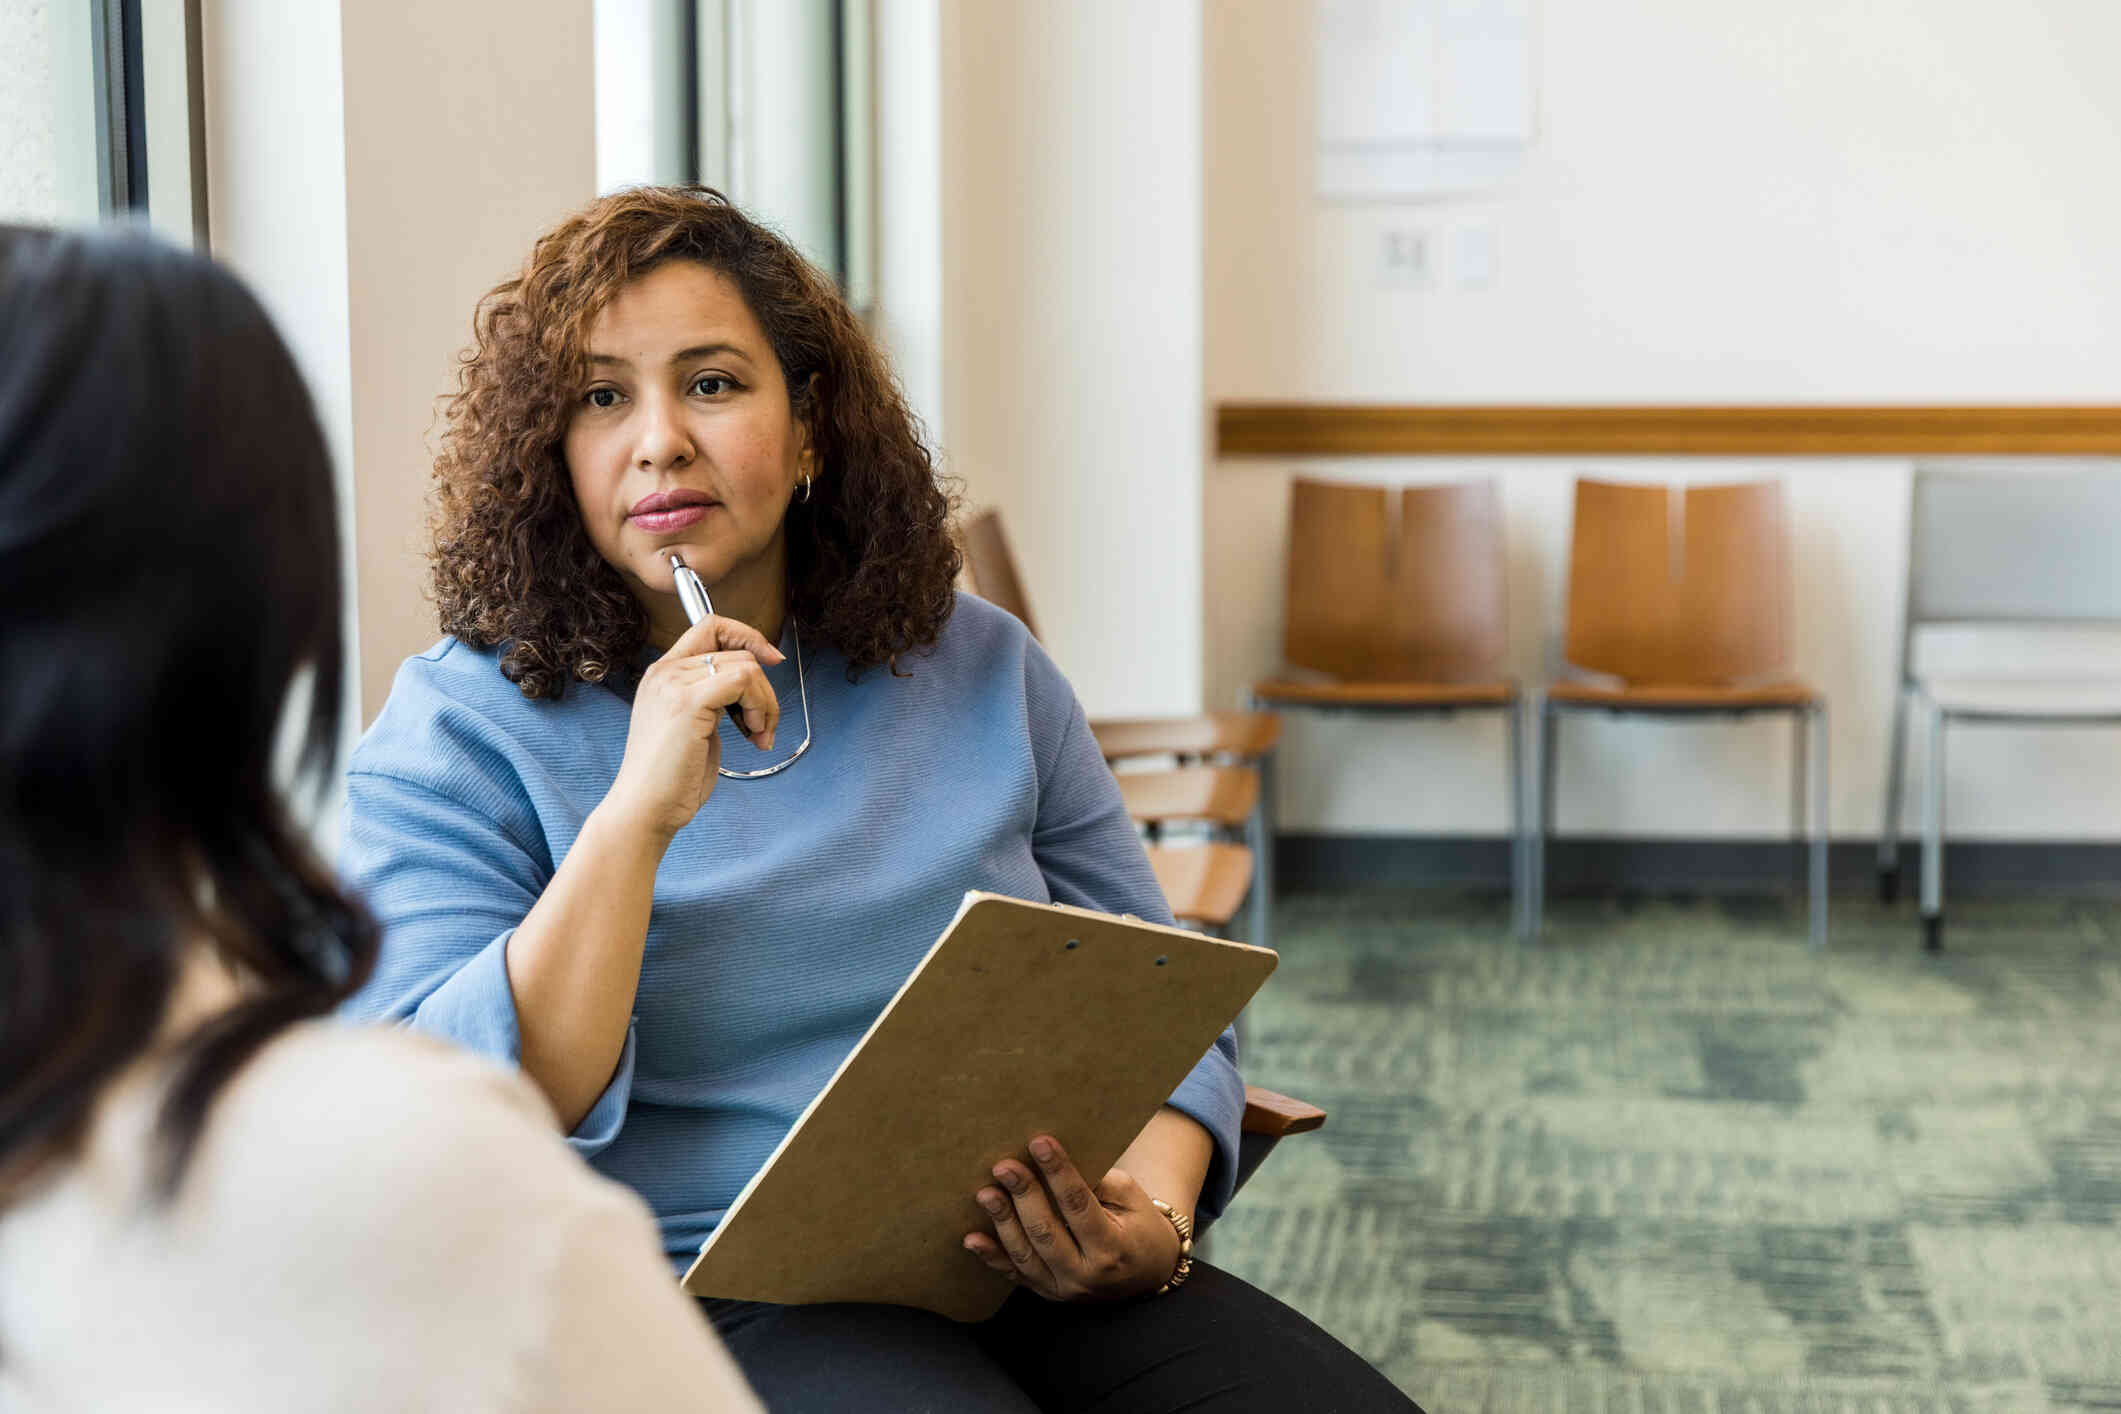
top-left (1680, 480), bottom-right (1792, 684)
top-left (1284, 477), bottom-right (1507, 682)
top-left (1563, 477), bottom-right (1791, 685)
top-left (961, 509), bottom-right (1039, 641)
top-left (1560, 479), bottom-right (1675, 682)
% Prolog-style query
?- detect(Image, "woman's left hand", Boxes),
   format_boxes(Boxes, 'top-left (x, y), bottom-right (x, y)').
top-left (963, 1135), bottom-right (1184, 1302)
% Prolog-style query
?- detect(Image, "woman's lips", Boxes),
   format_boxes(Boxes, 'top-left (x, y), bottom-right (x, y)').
top-left (631, 504), bottom-right (713, 532)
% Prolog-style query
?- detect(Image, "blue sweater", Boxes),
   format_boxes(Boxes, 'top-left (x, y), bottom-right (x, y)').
top-left (341, 593), bottom-right (1244, 1265)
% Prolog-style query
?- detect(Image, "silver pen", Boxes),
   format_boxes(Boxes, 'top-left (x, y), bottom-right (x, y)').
top-left (669, 552), bottom-right (714, 624)
top-left (668, 553), bottom-right (757, 744)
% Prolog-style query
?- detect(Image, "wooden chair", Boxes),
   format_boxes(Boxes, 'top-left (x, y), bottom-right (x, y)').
top-left (1117, 766), bottom-right (1259, 838)
top-left (962, 510), bottom-right (1281, 948)
top-left (1251, 478), bottom-right (1527, 936)
top-left (1879, 467), bottom-right (2121, 951)
top-left (1534, 478), bottom-right (1827, 946)
top-left (1147, 843), bottom-right (1257, 933)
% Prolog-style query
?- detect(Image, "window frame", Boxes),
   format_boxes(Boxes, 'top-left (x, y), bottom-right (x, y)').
top-left (57, 0), bottom-right (210, 242)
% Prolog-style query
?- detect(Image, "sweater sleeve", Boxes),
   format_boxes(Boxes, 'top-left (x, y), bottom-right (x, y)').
top-left (340, 765), bottom-right (637, 1158)
top-left (1020, 640), bottom-right (1248, 1223)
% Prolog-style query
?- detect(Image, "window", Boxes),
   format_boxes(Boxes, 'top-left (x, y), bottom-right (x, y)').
top-left (0, 0), bottom-right (208, 243)
top-left (594, 0), bottom-right (874, 309)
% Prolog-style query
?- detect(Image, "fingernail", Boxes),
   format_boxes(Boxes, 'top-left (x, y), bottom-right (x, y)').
top-left (994, 1167), bottom-right (1024, 1193)
top-left (963, 1236), bottom-right (982, 1253)
top-left (978, 1191), bottom-right (1006, 1215)
top-left (1029, 1138), bottom-right (1056, 1164)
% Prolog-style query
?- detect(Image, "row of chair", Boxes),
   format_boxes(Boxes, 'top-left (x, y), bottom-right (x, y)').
top-left (972, 465), bottom-right (2121, 954)
top-left (966, 482), bottom-right (1816, 949)
top-left (1257, 476), bottom-right (1826, 948)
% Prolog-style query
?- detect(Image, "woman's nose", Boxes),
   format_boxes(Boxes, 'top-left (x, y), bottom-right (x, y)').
top-left (633, 396), bottom-right (694, 469)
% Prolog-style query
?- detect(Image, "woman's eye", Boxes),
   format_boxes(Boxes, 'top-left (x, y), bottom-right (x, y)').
top-left (584, 387), bottom-right (622, 409)
top-left (691, 374), bottom-right (735, 397)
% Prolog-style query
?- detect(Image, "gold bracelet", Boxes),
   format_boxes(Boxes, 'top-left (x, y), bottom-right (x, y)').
top-left (1149, 1198), bottom-right (1194, 1295)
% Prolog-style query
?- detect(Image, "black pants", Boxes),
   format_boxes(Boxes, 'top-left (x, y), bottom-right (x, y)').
top-left (699, 1261), bottom-right (1421, 1413)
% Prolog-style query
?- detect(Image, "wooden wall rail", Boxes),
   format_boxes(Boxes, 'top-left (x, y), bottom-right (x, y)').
top-left (1216, 404), bottom-right (2121, 458)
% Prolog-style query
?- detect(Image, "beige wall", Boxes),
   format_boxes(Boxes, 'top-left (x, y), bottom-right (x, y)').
top-left (341, 2), bottom-right (596, 723)
top-left (1205, 0), bottom-right (2121, 841)
top-left (935, 0), bottom-right (1206, 720)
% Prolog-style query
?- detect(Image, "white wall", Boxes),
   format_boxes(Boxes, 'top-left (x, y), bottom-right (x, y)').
top-left (1208, 0), bottom-right (2121, 404)
top-left (202, 0), bottom-right (355, 522)
top-left (594, 0), bottom-right (694, 194)
top-left (937, 0), bottom-right (1205, 720)
top-left (872, 0), bottom-right (944, 450)
top-left (202, 0), bottom-right (358, 848)
top-left (735, 0), bottom-right (843, 273)
top-left (1, 0), bottom-right (64, 224)
top-left (1206, 0), bottom-right (2121, 840)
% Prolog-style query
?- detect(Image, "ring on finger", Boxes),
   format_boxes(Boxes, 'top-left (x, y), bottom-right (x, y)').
top-left (704, 653), bottom-right (717, 675)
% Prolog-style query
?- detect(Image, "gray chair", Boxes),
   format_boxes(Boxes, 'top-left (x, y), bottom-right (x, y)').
top-left (1878, 466), bottom-right (2121, 950)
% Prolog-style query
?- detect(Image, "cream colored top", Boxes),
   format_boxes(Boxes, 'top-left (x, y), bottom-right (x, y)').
top-left (0, 956), bottom-right (760, 1414)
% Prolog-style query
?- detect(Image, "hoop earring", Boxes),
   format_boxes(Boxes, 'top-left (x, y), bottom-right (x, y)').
top-left (799, 475), bottom-right (813, 503)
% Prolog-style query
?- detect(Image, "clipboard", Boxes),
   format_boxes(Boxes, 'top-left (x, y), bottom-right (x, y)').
top-left (680, 891), bottom-right (1277, 1321)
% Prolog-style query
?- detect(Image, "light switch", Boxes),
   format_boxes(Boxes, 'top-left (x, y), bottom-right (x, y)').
top-left (1452, 224), bottom-right (1498, 289)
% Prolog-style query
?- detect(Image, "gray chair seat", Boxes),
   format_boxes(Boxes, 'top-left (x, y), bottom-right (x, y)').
top-left (1920, 676), bottom-right (2121, 720)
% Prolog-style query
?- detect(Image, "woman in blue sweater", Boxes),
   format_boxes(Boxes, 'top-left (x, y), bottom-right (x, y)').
top-left (345, 186), bottom-right (1415, 1412)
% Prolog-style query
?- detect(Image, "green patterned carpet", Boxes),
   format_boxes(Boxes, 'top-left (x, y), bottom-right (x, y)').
top-left (1211, 890), bottom-right (2121, 1413)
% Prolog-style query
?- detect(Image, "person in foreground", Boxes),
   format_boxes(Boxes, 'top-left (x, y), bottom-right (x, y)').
top-left (0, 226), bottom-right (760, 1413)
top-left (344, 185), bottom-right (1419, 1411)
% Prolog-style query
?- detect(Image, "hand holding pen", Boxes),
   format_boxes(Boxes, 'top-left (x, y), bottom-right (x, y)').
top-left (598, 554), bottom-right (786, 842)
top-left (665, 554), bottom-right (772, 749)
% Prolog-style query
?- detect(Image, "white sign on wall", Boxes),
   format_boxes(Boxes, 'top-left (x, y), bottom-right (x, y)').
top-left (1316, 0), bottom-right (1535, 199)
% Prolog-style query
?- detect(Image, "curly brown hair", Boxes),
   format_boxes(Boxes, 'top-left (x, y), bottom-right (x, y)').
top-left (430, 185), bottom-right (960, 699)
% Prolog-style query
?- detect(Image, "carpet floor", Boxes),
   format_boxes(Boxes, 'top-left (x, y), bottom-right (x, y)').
top-left (1209, 890), bottom-right (2121, 1413)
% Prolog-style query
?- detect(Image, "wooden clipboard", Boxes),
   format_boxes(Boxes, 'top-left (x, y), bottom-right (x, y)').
top-left (680, 891), bottom-right (1276, 1321)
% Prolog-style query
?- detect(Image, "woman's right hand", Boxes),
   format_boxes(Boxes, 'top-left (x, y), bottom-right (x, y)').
top-left (601, 616), bottom-right (785, 843)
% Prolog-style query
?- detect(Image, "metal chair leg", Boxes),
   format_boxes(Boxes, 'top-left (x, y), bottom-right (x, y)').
top-left (1920, 697), bottom-right (1946, 951)
top-left (1532, 698), bottom-right (1558, 938)
top-left (1879, 682), bottom-right (1909, 904)
top-left (1507, 695), bottom-right (1528, 940)
top-left (1791, 709), bottom-right (1809, 840)
top-left (1808, 702), bottom-right (1829, 950)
